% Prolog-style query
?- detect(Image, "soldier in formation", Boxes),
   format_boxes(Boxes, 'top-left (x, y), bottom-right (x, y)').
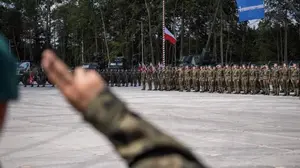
top-left (99, 68), bottom-right (141, 88)
top-left (141, 63), bottom-right (300, 97)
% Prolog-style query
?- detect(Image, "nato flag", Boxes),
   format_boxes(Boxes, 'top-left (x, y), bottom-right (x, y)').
top-left (236, 0), bottom-right (265, 22)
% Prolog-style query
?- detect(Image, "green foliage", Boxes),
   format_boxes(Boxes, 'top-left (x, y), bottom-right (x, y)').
top-left (1, 0), bottom-right (300, 66)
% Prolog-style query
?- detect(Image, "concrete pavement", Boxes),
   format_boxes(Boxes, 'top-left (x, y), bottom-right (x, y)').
top-left (1, 87), bottom-right (300, 168)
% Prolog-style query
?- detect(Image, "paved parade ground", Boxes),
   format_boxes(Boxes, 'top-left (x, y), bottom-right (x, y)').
top-left (1, 87), bottom-right (300, 168)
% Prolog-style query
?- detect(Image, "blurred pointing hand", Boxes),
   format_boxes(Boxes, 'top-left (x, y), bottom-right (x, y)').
top-left (42, 50), bottom-right (105, 113)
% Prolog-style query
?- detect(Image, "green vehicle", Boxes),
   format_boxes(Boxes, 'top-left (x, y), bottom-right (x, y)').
top-left (179, 50), bottom-right (216, 67)
top-left (108, 57), bottom-right (128, 69)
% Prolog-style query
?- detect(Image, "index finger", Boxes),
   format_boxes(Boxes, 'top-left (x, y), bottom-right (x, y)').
top-left (42, 50), bottom-right (73, 88)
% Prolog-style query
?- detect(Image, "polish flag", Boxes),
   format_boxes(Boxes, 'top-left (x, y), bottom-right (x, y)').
top-left (164, 27), bottom-right (176, 45)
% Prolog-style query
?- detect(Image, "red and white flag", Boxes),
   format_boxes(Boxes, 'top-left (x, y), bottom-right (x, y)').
top-left (164, 27), bottom-right (176, 45)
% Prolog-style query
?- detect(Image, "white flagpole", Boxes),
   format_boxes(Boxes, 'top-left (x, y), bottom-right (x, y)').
top-left (162, 0), bottom-right (166, 66)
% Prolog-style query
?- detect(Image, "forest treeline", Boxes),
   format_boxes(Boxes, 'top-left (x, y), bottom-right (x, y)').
top-left (1, 0), bottom-right (300, 66)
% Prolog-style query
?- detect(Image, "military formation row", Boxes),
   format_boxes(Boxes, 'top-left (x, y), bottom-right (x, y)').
top-left (99, 69), bottom-right (142, 87)
top-left (20, 63), bottom-right (300, 98)
top-left (139, 63), bottom-right (300, 97)
top-left (20, 68), bottom-right (142, 88)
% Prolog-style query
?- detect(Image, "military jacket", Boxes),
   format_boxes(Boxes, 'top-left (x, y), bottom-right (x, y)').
top-left (291, 68), bottom-right (300, 80)
top-left (263, 69), bottom-right (271, 81)
top-left (196, 69), bottom-right (201, 80)
top-left (85, 88), bottom-right (206, 168)
top-left (204, 69), bottom-right (208, 81)
top-left (179, 70), bottom-right (185, 81)
top-left (208, 69), bottom-right (215, 80)
top-left (146, 68), bottom-right (153, 80)
top-left (192, 69), bottom-right (197, 79)
top-left (241, 69), bottom-right (249, 79)
top-left (259, 69), bottom-right (264, 81)
top-left (272, 68), bottom-right (280, 79)
top-left (140, 71), bottom-right (146, 82)
top-left (216, 69), bottom-right (224, 80)
top-left (158, 70), bottom-right (164, 79)
top-left (200, 70), bottom-right (205, 81)
top-left (281, 68), bottom-right (291, 80)
top-left (184, 69), bottom-right (191, 80)
top-left (225, 69), bottom-right (232, 81)
top-left (132, 71), bottom-right (137, 80)
top-left (249, 69), bottom-right (259, 81)
top-left (233, 69), bottom-right (241, 80)
top-left (166, 69), bottom-right (172, 80)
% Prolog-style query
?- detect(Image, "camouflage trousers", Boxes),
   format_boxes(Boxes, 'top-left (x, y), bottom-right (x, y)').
top-left (263, 80), bottom-right (270, 95)
top-left (272, 79), bottom-right (279, 95)
top-left (175, 79), bottom-right (180, 90)
top-left (204, 80), bottom-right (209, 91)
top-left (249, 79), bottom-right (256, 94)
top-left (123, 78), bottom-right (129, 87)
top-left (281, 79), bottom-right (289, 95)
top-left (217, 79), bottom-right (225, 93)
top-left (225, 79), bottom-right (232, 93)
top-left (200, 79), bottom-right (205, 92)
top-left (259, 79), bottom-right (263, 92)
top-left (241, 78), bottom-right (248, 93)
top-left (147, 79), bottom-right (153, 90)
top-left (165, 78), bottom-right (171, 91)
top-left (132, 78), bottom-right (138, 87)
top-left (233, 79), bottom-right (240, 93)
top-left (209, 79), bottom-right (215, 92)
top-left (141, 79), bottom-right (146, 90)
top-left (291, 79), bottom-right (299, 96)
top-left (193, 79), bottom-right (199, 91)
top-left (154, 78), bottom-right (159, 90)
top-left (159, 79), bottom-right (165, 90)
top-left (185, 79), bottom-right (191, 91)
top-left (179, 79), bottom-right (184, 91)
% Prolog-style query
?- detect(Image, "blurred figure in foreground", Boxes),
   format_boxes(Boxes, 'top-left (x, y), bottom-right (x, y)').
top-left (0, 34), bottom-right (18, 134)
top-left (41, 49), bottom-right (206, 168)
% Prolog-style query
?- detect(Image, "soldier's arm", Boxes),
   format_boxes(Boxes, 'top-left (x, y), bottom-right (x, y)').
top-left (83, 88), bottom-right (206, 168)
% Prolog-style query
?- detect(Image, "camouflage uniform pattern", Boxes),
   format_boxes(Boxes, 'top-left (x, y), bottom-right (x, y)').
top-left (85, 88), bottom-right (206, 168)
top-left (96, 63), bottom-right (300, 97)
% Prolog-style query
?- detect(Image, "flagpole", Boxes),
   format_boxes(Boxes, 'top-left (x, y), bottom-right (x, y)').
top-left (162, 0), bottom-right (166, 66)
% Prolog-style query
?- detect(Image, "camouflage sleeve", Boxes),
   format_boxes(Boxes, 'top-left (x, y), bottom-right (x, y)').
top-left (83, 88), bottom-right (206, 168)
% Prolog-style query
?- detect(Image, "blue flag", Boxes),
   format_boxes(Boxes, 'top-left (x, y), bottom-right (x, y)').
top-left (236, 0), bottom-right (265, 22)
